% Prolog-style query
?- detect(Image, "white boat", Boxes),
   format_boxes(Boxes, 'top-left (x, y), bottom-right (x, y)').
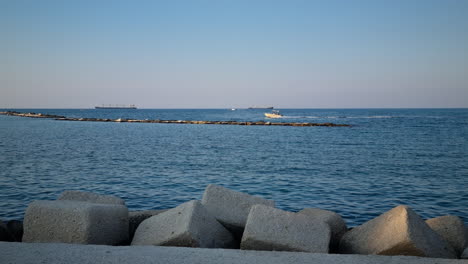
top-left (264, 110), bottom-right (283, 118)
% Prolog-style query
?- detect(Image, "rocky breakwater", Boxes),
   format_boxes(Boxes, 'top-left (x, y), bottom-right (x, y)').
top-left (0, 111), bottom-right (66, 119)
top-left (1, 184), bottom-right (468, 262)
top-left (0, 111), bottom-right (351, 127)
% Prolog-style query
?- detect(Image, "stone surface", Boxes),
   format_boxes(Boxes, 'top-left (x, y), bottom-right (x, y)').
top-left (6, 220), bottom-right (23, 242)
top-left (201, 184), bottom-right (275, 232)
top-left (241, 204), bottom-right (330, 253)
top-left (426, 215), bottom-right (468, 256)
top-left (339, 205), bottom-right (457, 259)
top-left (299, 208), bottom-right (347, 252)
top-left (58, 190), bottom-right (125, 205)
top-left (3, 242), bottom-right (467, 264)
top-left (0, 220), bottom-right (13, 242)
top-left (131, 200), bottom-right (236, 248)
top-left (23, 200), bottom-right (129, 245)
top-left (129, 209), bottom-right (168, 241)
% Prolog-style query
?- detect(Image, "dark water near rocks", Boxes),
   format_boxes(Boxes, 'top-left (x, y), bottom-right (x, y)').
top-left (0, 108), bottom-right (467, 226)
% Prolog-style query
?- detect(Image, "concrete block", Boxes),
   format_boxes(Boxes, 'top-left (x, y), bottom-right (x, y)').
top-left (0, 220), bottom-right (13, 242)
top-left (299, 208), bottom-right (347, 252)
top-left (339, 205), bottom-right (457, 259)
top-left (131, 200), bottom-right (236, 248)
top-left (129, 209), bottom-right (168, 241)
top-left (58, 190), bottom-right (125, 205)
top-left (241, 204), bottom-right (330, 253)
top-left (23, 200), bottom-right (129, 245)
top-left (201, 184), bottom-right (275, 232)
top-left (426, 215), bottom-right (468, 256)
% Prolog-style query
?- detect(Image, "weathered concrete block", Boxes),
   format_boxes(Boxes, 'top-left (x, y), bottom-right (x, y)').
top-left (339, 205), bottom-right (457, 259)
top-left (299, 208), bottom-right (347, 252)
top-left (241, 204), bottom-right (330, 253)
top-left (129, 209), bottom-right (168, 241)
top-left (201, 184), bottom-right (275, 232)
top-left (58, 190), bottom-right (125, 205)
top-left (23, 200), bottom-right (129, 245)
top-left (6, 220), bottom-right (23, 242)
top-left (0, 220), bottom-right (13, 242)
top-left (131, 200), bottom-right (236, 248)
top-left (426, 215), bottom-right (468, 256)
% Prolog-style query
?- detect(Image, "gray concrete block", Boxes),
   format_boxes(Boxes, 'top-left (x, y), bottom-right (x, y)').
top-left (299, 208), bottom-right (347, 252)
top-left (201, 184), bottom-right (275, 232)
top-left (58, 190), bottom-right (125, 205)
top-left (339, 205), bottom-right (457, 259)
top-left (129, 209), bottom-right (168, 241)
top-left (427, 215), bottom-right (468, 257)
top-left (131, 200), bottom-right (236, 248)
top-left (241, 204), bottom-right (330, 253)
top-left (2, 242), bottom-right (468, 264)
top-left (23, 200), bottom-right (129, 245)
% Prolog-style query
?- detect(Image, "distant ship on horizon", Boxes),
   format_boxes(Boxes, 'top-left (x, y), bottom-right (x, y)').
top-left (95, 104), bottom-right (137, 109)
top-left (248, 106), bottom-right (274, 109)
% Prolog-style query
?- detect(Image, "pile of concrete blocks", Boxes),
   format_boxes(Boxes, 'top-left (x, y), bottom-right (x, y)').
top-left (13, 185), bottom-right (468, 260)
top-left (131, 184), bottom-right (335, 253)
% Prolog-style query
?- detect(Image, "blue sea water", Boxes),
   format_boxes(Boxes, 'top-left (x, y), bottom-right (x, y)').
top-left (0, 108), bottom-right (467, 226)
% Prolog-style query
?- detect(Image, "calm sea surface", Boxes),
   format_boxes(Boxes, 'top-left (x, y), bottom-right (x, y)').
top-left (0, 108), bottom-right (467, 226)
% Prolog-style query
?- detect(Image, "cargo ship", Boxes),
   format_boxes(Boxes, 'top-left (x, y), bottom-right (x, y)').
top-left (95, 104), bottom-right (137, 109)
top-left (248, 106), bottom-right (274, 109)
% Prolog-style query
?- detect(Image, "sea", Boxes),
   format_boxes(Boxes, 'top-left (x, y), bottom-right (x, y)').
top-left (0, 108), bottom-right (467, 226)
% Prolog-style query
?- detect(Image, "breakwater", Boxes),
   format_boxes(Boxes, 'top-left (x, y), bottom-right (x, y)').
top-left (0, 111), bottom-right (350, 127)
top-left (2, 186), bottom-right (467, 261)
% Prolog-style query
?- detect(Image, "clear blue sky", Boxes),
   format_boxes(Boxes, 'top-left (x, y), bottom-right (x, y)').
top-left (1, 0), bottom-right (467, 108)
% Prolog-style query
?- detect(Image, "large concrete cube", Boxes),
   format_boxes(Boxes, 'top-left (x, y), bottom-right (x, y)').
top-left (23, 200), bottom-right (129, 245)
top-left (426, 215), bottom-right (468, 256)
top-left (241, 204), bottom-right (330, 253)
top-left (129, 209), bottom-right (168, 241)
top-left (339, 205), bottom-right (457, 259)
top-left (131, 200), bottom-right (236, 248)
top-left (58, 190), bottom-right (125, 205)
top-left (298, 208), bottom-right (347, 252)
top-left (201, 184), bottom-right (275, 232)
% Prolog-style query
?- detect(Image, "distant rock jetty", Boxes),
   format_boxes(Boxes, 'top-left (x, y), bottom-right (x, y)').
top-left (0, 111), bottom-right (351, 127)
top-left (1, 185), bottom-right (467, 263)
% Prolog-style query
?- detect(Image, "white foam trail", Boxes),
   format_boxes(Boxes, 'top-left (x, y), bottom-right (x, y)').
top-left (273, 115), bottom-right (395, 119)
top-left (345, 116), bottom-right (394, 119)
